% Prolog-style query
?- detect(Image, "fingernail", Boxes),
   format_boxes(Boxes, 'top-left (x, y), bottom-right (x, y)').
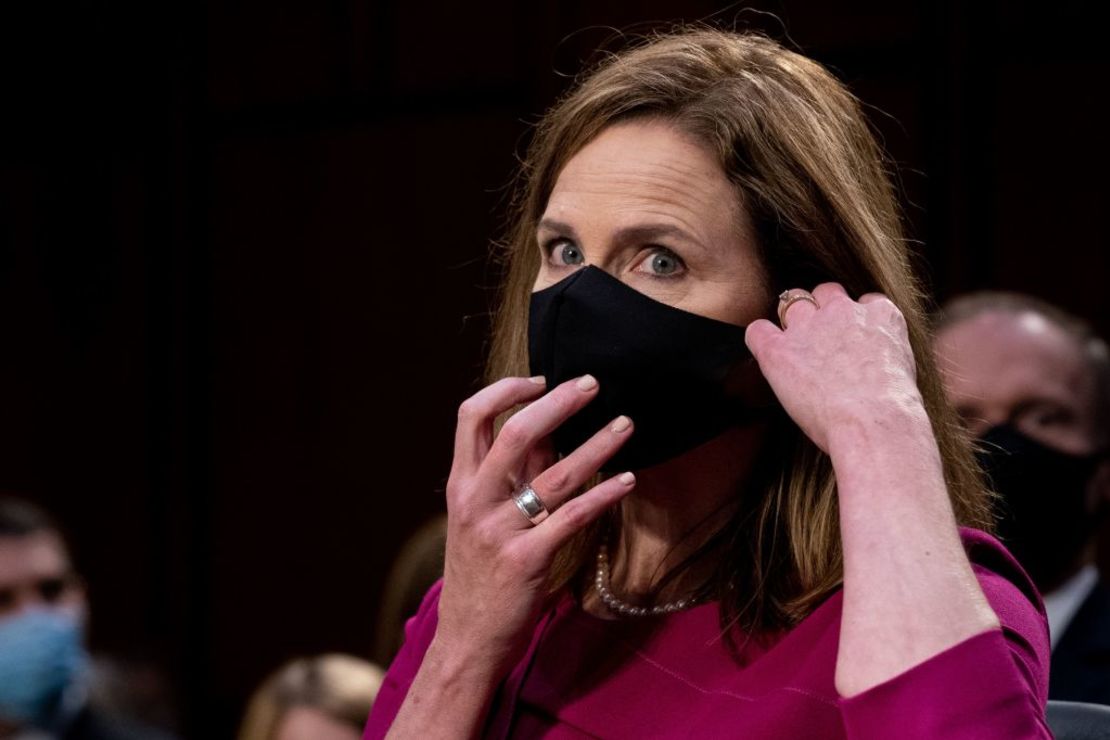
top-left (611, 416), bottom-right (631, 433)
top-left (618, 472), bottom-right (636, 486)
top-left (576, 374), bottom-right (598, 391)
top-left (529, 375), bottom-right (546, 385)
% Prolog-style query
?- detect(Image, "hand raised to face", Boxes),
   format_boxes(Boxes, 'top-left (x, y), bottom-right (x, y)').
top-left (745, 283), bottom-right (924, 454)
top-left (435, 374), bottom-right (637, 677)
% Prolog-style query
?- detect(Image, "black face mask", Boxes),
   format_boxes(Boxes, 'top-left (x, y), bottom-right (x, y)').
top-left (527, 266), bottom-right (772, 472)
top-left (976, 424), bottom-right (1103, 592)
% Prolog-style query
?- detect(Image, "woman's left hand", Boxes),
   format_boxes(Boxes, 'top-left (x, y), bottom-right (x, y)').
top-left (744, 282), bottom-right (926, 453)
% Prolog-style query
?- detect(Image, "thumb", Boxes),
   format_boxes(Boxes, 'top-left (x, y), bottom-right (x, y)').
top-left (745, 319), bottom-right (781, 363)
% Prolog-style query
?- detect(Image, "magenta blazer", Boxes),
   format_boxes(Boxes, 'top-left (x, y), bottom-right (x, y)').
top-left (365, 528), bottom-right (1051, 738)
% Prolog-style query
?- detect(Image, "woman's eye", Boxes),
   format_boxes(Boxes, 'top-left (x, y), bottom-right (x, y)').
top-left (1015, 404), bottom-right (1072, 431)
top-left (636, 247), bottom-right (685, 278)
top-left (549, 240), bottom-right (584, 266)
top-left (1032, 409), bottom-right (1068, 427)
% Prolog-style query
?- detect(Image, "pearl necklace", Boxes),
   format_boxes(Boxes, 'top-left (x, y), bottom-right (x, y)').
top-left (594, 534), bottom-right (699, 617)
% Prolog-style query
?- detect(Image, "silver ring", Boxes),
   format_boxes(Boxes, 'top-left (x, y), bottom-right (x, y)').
top-left (512, 485), bottom-right (549, 526)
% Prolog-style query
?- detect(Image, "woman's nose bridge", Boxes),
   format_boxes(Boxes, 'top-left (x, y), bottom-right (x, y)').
top-left (576, 229), bottom-right (642, 285)
top-left (580, 260), bottom-right (626, 288)
top-left (580, 238), bottom-right (621, 277)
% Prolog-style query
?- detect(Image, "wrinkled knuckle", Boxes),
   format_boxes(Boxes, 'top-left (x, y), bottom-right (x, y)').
top-left (540, 465), bottom-right (572, 496)
top-left (558, 499), bottom-right (590, 530)
top-left (496, 418), bottom-right (531, 452)
top-left (445, 479), bottom-right (465, 508)
top-left (871, 297), bottom-right (903, 321)
top-left (457, 398), bottom-right (484, 424)
top-left (491, 542), bottom-right (523, 574)
top-left (500, 539), bottom-right (532, 567)
top-left (842, 300), bottom-right (867, 323)
top-left (870, 293), bottom-right (895, 309)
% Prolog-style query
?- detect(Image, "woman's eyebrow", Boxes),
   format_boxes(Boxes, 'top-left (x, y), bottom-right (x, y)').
top-left (613, 223), bottom-right (705, 251)
top-left (536, 218), bottom-right (705, 251)
top-left (1012, 396), bottom-right (1075, 419)
top-left (537, 218), bottom-right (579, 239)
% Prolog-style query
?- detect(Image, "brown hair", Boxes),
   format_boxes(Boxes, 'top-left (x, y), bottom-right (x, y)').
top-left (0, 495), bottom-right (74, 568)
top-left (485, 28), bottom-right (991, 638)
top-left (373, 514), bottom-right (447, 665)
top-left (237, 654), bottom-right (384, 740)
top-left (0, 496), bottom-right (62, 538)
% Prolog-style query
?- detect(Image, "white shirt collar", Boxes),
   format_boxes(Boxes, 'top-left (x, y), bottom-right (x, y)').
top-left (1044, 564), bottom-right (1100, 649)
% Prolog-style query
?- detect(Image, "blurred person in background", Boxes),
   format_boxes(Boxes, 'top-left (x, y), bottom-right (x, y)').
top-left (0, 497), bottom-right (173, 740)
top-left (372, 516), bottom-right (446, 667)
top-left (237, 655), bottom-right (383, 740)
top-left (934, 292), bottom-right (1110, 703)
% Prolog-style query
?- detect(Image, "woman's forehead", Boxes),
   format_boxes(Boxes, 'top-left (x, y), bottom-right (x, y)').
top-left (543, 120), bottom-right (744, 242)
top-left (551, 121), bottom-right (728, 201)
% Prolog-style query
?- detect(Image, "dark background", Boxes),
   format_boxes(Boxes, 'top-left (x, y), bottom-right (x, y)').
top-left (1, 0), bottom-right (1107, 736)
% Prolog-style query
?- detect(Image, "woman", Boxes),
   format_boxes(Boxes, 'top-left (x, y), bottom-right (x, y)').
top-left (239, 655), bottom-right (383, 740)
top-left (366, 29), bottom-right (1050, 738)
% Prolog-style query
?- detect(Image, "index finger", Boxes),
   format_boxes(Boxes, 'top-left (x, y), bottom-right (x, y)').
top-left (478, 375), bottom-right (601, 493)
top-left (452, 376), bottom-right (548, 479)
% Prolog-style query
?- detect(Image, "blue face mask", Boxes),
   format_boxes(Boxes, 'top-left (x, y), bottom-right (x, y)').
top-left (0, 608), bottom-right (88, 727)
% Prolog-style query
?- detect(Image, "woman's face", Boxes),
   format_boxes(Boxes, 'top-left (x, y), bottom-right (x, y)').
top-left (533, 119), bottom-right (770, 326)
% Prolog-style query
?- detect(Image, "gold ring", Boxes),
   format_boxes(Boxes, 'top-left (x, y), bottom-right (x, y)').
top-left (777, 289), bottom-right (820, 329)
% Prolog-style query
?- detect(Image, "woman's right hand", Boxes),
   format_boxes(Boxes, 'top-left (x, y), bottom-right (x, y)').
top-left (433, 373), bottom-right (637, 678)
